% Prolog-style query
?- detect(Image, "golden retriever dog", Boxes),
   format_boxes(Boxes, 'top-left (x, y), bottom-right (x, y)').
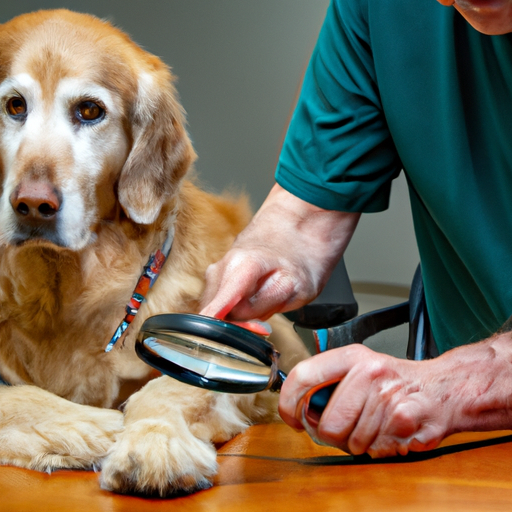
top-left (0, 9), bottom-right (308, 496)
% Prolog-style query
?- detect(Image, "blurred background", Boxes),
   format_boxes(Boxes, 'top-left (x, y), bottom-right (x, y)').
top-left (1, 1), bottom-right (419, 351)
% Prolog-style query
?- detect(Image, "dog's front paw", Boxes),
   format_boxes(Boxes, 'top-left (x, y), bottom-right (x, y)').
top-left (100, 419), bottom-right (218, 496)
top-left (0, 386), bottom-right (124, 472)
top-left (0, 411), bottom-right (123, 471)
top-left (29, 407), bottom-right (124, 472)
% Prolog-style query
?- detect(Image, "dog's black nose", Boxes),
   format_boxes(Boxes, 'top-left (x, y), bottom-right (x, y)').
top-left (10, 181), bottom-right (61, 221)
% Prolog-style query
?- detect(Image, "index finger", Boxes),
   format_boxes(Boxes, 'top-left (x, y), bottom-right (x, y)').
top-left (199, 254), bottom-right (262, 319)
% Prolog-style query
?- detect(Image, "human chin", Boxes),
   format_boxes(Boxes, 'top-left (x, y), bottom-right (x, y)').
top-left (452, 0), bottom-right (512, 34)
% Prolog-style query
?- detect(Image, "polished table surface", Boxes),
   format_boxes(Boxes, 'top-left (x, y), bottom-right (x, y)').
top-left (2, 424), bottom-right (512, 512)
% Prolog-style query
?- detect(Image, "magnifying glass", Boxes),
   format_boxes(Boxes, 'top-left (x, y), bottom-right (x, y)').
top-left (135, 313), bottom-right (332, 417)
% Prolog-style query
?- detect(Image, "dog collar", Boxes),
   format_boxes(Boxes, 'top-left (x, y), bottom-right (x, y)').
top-left (105, 225), bottom-right (175, 353)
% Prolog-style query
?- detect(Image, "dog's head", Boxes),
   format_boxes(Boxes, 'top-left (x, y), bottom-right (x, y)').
top-left (0, 9), bottom-right (195, 250)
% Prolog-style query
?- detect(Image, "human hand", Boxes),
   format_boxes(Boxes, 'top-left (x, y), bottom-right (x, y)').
top-left (200, 183), bottom-right (360, 321)
top-left (278, 337), bottom-right (512, 458)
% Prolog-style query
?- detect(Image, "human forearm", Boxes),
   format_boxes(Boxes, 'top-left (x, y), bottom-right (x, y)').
top-left (437, 332), bottom-right (512, 434)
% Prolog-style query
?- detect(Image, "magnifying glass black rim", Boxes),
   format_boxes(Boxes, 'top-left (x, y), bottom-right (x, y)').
top-left (136, 313), bottom-right (278, 394)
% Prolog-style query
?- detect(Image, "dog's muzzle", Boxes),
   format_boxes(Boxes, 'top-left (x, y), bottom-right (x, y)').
top-left (9, 180), bottom-right (63, 245)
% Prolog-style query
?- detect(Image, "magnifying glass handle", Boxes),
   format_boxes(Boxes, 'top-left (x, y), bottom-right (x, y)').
top-left (305, 382), bottom-right (339, 423)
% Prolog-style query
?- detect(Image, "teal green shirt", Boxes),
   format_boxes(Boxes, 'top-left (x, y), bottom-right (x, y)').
top-left (275, 0), bottom-right (512, 353)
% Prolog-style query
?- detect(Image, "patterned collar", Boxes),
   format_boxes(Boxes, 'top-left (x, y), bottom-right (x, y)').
top-left (105, 225), bottom-right (175, 353)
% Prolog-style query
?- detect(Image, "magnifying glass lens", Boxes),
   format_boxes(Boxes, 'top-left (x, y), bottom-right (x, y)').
top-left (140, 329), bottom-right (273, 389)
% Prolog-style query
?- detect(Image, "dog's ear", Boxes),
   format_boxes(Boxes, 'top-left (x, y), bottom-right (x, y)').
top-left (118, 67), bottom-right (196, 224)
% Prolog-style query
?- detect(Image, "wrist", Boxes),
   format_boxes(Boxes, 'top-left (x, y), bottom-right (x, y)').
top-left (435, 333), bottom-right (512, 434)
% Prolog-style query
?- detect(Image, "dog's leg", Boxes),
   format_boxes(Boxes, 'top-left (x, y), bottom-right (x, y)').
top-left (100, 376), bottom-right (279, 496)
top-left (0, 385), bottom-right (123, 472)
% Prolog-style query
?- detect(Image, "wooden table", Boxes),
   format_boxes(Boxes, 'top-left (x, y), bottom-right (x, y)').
top-left (2, 424), bottom-right (512, 512)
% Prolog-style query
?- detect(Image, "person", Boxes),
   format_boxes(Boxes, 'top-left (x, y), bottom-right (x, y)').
top-left (200, 0), bottom-right (512, 458)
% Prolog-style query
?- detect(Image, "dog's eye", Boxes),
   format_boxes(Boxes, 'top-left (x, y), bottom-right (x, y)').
top-left (76, 101), bottom-right (105, 123)
top-left (6, 96), bottom-right (27, 118)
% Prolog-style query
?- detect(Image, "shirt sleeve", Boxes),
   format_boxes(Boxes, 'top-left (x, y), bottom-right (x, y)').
top-left (275, 0), bottom-right (402, 213)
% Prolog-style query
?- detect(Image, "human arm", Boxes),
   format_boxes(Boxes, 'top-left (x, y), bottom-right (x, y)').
top-left (200, 183), bottom-right (360, 321)
top-left (278, 331), bottom-right (512, 458)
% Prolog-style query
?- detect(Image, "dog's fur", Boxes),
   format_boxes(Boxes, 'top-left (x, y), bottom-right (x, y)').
top-left (0, 10), bottom-right (308, 496)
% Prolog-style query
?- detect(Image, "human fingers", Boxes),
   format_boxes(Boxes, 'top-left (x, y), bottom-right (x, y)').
top-left (201, 251), bottom-right (306, 321)
top-left (199, 251), bottom-right (267, 319)
top-left (311, 348), bottom-right (393, 451)
top-left (278, 357), bottom-right (325, 431)
top-left (230, 268), bottom-right (307, 320)
top-left (365, 402), bottom-right (444, 458)
top-left (343, 362), bottom-right (446, 457)
top-left (340, 368), bottom-right (410, 455)
top-left (278, 345), bottom-right (373, 434)
top-left (346, 392), bottom-right (419, 457)
top-left (367, 382), bottom-right (449, 458)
